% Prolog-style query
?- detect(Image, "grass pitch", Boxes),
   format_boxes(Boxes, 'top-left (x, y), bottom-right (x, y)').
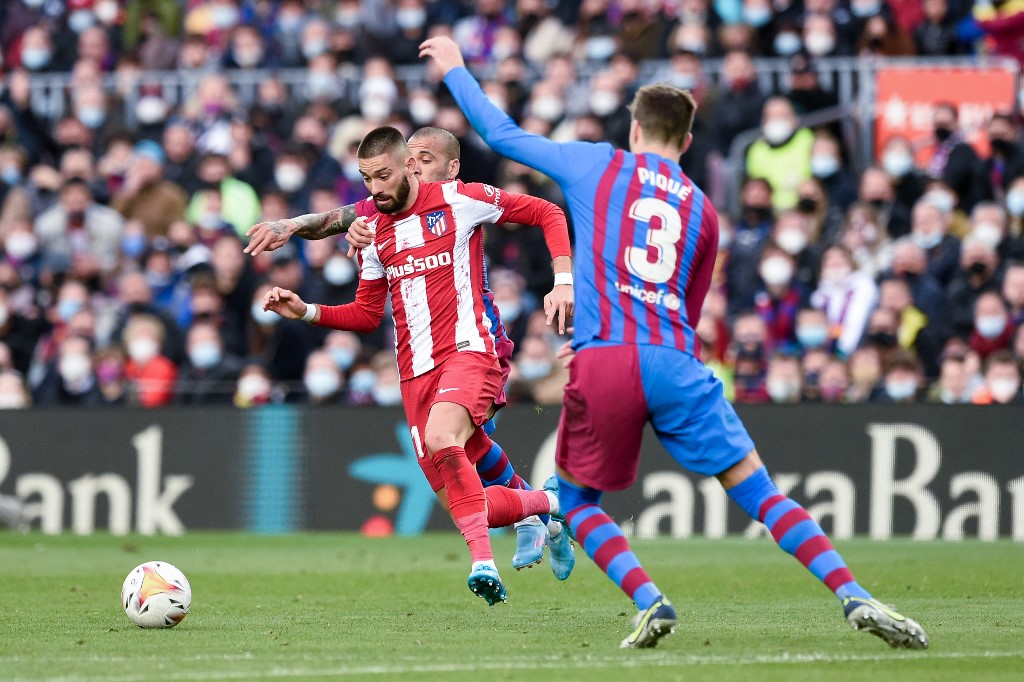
top-left (0, 533), bottom-right (1021, 681)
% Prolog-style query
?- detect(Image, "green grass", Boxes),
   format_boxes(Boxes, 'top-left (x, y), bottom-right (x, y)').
top-left (0, 533), bottom-right (1021, 681)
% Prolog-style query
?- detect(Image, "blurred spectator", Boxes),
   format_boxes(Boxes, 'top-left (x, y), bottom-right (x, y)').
top-left (303, 349), bottom-right (345, 406)
top-left (0, 287), bottom-right (44, 375)
top-left (819, 356), bottom-right (850, 403)
top-left (746, 96), bottom-right (813, 210)
top-left (840, 202), bottom-right (893, 278)
top-left (713, 49), bottom-right (766, 154)
top-left (730, 311), bottom-right (769, 403)
top-left (35, 178), bottom-right (123, 278)
top-left (926, 103), bottom-right (988, 212)
top-left (859, 165), bottom-right (912, 239)
top-left (186, 153), bottom-right (260, 239)
top-left (969, 290), bottom-right (1015, 361)
top-left (94, 345), bottom-right (127, 404)
top-left (765, 353), bottom-right (802, 404)
top-left (32, 334), bottom-right (103, 406)
top-left (857, 13), bottom-right (915, 56)
top-left (809, 134), bottom-right (857, 212)
top-left (233, 361), bottom-right (274, 408)
top-left (876, 348), bottom-right (923, 403)
top-left (846, 345), bottom-right (884, 402)
top-left (1003, 261), bottom-right (1024, 326)
top-left (984, 113), bottom-right (1024, 197)
top-left (881, 136), bottom-right (927, 217)
top-left (111, 141), bottom-right (187, 237)
top-left (787, 52), bottom-right (839, 116)
top-left (247, 282), bottom-right (315, 384)
top-left (948, 236), bottom-right (1002, 338)
top-left (929, 350), bottom-right (975, 404)
top-left (795, 307), bottom-right (830, 353)
top-left (973, 0), bottom-right (1024, 67)
top-left (771, 210), bottom-right (821, 293)
top-left (122, 312), bottom-right (177, 407)
top-left (811, 245), bottom-right (878, 356)
top-left (174, 320), bottom-right (240, 405)
top-left (372, 364), bottom-right (403, 407)
top-left (910, 198), bottom-right (961, 287)
top-left (752, 244), bottom-right (803, 349)
top-left (914, 0), bottom-right (963, 56)
top-left (0, 370), bottom-right (31, 409)
top-left (972, 350), bottom-right (1023, 404)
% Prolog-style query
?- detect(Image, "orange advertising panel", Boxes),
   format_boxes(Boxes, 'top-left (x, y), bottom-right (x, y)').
top-left (874, 65), bottom-right (1017, 164)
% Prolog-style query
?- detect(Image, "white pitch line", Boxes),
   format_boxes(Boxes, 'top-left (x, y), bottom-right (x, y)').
top-left (19, 649), bottom-right (1024, 682)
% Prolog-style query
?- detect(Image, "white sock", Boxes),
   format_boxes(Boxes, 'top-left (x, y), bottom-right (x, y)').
top-left (472, 559), bottom-right (497, 572)
top-left (545, 490), bottom-right (559, 514)
top-left (514, 515), bottom-right (543, 529)
top-left (547, 519), bottom-right (562, 536)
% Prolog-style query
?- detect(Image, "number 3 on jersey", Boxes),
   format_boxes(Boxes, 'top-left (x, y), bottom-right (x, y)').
top-left (623, 197), bottom-right (683, 285)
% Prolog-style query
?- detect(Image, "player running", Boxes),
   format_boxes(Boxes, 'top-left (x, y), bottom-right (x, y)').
top-left (246, 127), bottom-right (574, 578)
top-left (262, 126), bottom-right (574, 606)
top-left (420, 36), bottom-right (929, 649)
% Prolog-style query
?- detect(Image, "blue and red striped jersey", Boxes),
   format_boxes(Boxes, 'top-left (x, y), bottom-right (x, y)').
top-left (444, 68), bottom-right (718, 356)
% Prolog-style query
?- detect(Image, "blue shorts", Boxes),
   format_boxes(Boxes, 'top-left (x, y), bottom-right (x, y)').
top-left (556, 343), bottom-right (755, 491)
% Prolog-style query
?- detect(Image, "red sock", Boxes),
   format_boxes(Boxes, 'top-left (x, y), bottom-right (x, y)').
top-left (433, 446), bottom-right (491, 562)
top-left (485, 487), bottom-right (553, 527)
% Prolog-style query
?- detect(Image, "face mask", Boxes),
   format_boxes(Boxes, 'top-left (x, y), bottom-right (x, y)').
top-left (851, 0), bottom-right (881, 17)
top-left (1, 165), bottom-right (20, 186)
top-left (0, 392), bottom-right (26, 409)
top-left (743, 6), bottom-right (772, 26)
top-left (497, 300), bottom-right (522, 322)
top-left (395, 7), bottom-right (427, 30)
top-left (409, 99), bottom-right (438, 126)
top-left (23, 0), bottom-right (45, 7)
top-left (796, 197), bottom-right (819, 214)
top-left (128, 338), bottom-right (159, 365)
top-left (882, 150), bottom-right (914, 178)
top-left (669, 73), bottom-right (698, 91)
top-left (57, 299), bottom-right (84, 322)
top-left (805, 32), bottom-right (835, 56)
top-left (69, 9), bottom-right (96, 33)
top-left (59, 352), bottom-right (92, 384)
top-left (774, 32), bottom-right (802, 55)
top-left (343, 161), bottom-right (363, 183)
top-left (1007, 190), bottom-right (1024, 217)
top-left (934, 126), bottom-right (953, 143)
top-left (532, 96), bottom-right (564, 122)
top-left (589, 91), bottom-right (620, 117)
top-left (810, 155), bottom-right (840, 178)
top-left (21, 47), bottom-right (51, 70)
top-left (797, 325), bottom-right (828, 349)
top-left (776, 229), bottom-right (807, 255)
top-left (821, 384), bottom-right (845, 402)
top-left (759, 256), bottom-right (794, 287)
top-left (373, 383), bottom-right (403, 406)
top-left (6, 232), bottom-right (37, 260)
top-left (989, 378), bottom-right (1020, 403)
top-left (121, 233), bottom-right (147, 258)
top-left (718, 229), bottom-right (733, 250)
top-left (349, 369), bottom-right (377, 394)
top-left (335, 10), bottom-right (361, 29)
top-left (305, 369), bottom-right (341, 398)
top-left (237, 374), bottom-right (271, 401)
top-left (135, 96), bottom-right (166, 125)
top-left (867, 331), bottom-right (897, 348)
top-left (976, 314), bottom-right (1007, 339)
top-left (252, 303), bottom-right (280, 326)
top-left (274, 164), bottom-right (306, 193)
top-left (234, 47), bottom-right (263, 68)
top-left (762, 119), bottom-right (794, 145)
top-left (95, 0), bottom-right (119, 24)
top-left (677, 38), bottom-right (706, 55)
top-left (78, 106), bottom-right (106, 129)
top-left (328, 347), bottom-right (356, 371)
top-left (360, 97), bottom-right (391, 121)
top-left (766, 378), bottom-right (798, 403)
top-left (145, 271), bottom-right (173, 289)
top-left (188, 341), bottom-right (222, 369)
top-left (910, 230), bottom-right (942, 250)
top-left (585, 36), bottom-right (618, 61)
top-left (518, 359), bottom-right (552, 380)
top-left (301, 39), bottom-right (328, 60)
top-left (821, 265), bottom-right (852, 285)
top-left (324, 255), bottom-right (356, 286)
top-left (212, 5), bottom-right (240, 29)
top-left (885, 379), bottom-right (917, 401)
top-left (924, 191), bottom-right (955, 214)
top-left (308, 72), bottom-right (340, 100)
top-left (972, 222), bottom-right (1003, 249)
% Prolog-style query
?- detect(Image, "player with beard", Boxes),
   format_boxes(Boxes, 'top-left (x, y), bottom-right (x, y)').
top-left (260, 126), bottom-right (574, 605)
top-left (246, 127), bottom-right (575, 579)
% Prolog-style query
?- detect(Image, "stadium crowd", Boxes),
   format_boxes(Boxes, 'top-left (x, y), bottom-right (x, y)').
top-left (0, 0), bottom-right (1023, 409)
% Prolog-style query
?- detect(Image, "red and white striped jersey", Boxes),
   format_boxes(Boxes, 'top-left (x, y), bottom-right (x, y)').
top-left (359, 180), bottom-right (563, 381)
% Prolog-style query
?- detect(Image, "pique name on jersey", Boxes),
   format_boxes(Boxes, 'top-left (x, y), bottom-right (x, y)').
top-left (384, 251), bottom-right (453, 280)
top-left (615, 280), bottom-right (682, 311)
top-left (636, 167), bottom-right (692, 203)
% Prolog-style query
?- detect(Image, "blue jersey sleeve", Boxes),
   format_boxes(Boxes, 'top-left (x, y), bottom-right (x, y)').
top-left (443, 67), bottom-right (612, 188)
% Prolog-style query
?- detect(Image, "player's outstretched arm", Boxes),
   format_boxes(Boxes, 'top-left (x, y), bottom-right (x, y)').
top-left (244, 204), bottom-right (359, 256)
top-left (419, 37), bottom-right (601, 188)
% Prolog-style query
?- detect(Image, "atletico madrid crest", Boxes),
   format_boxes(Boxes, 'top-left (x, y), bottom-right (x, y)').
top-left (426, 210), bottom-right (448, 236)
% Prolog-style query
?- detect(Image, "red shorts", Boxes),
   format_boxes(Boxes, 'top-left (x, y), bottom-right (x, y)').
top-left (400, 351), bottom-right (504, 491)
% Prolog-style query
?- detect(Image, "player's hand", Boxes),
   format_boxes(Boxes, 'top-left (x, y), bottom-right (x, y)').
top-left (244, 219), bottom-right (298, 256)
top-left (419, 37), bottom-right (466, 76)
top-left (344, 217), bottom-right (375, 257)
top-left (556, 327), bottom-right (576, 368)
top-left (544, 285), bottom-right (574, 335)
top-left (262, 286), bottom-right (308, 320)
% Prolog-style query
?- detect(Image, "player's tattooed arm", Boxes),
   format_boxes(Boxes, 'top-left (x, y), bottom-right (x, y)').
top-left (244, 204), bottom-right (358, 256)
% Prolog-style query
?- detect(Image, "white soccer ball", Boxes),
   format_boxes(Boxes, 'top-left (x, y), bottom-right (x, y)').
top-left (121, 561), bottom-right (191, 628)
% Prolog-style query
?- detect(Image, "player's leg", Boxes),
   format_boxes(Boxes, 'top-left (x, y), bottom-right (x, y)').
top-left (647, 348), bottom-right (927, 649)
top-left (554, 345), bottom-right (675, 647)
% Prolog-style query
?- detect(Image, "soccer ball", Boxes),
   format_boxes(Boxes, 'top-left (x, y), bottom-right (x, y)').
top-left (121, 561), bottom-right (191, 628)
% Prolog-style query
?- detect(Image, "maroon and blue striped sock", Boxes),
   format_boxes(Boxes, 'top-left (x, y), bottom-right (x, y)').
top-left (558, 475), bottom-right (662, 609)
top-left (477, 439), bottom-right (549, 525)
top-left (727, 466), bottom-right (871, 601)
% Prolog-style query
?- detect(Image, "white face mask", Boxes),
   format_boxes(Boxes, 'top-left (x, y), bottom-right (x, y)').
top-left (1007, 189), bottom-right (1024, 217)
top-left (518, 359), bottom-right (552, 381)
top-left (762, 118), bottom-right (795, 145)
top-left (821, 265), bottom-right (852, 286)
top-left (251, 303), bottom-right (280, 326)
top-left (59, 353), bottom-right (92, 384)
top-left (237, 374), bottom-right (271, 401)
top-left (305, 369), bottom-right (341, 399)
top-left (360, 97), bottom-right (392, 122)
top-left (923, 191), bottom-right (955, 214)
top-left (804, 32), bottom-right (835, 56)
top-left (349, 369), bottom-right (377, 394)
top-left (135, 96), bottom-right (167, 125)
top-left (776, 229), bottom-right (808, 255)
top-left (127, 338), bottom-right (159, 365)
top-left (188, 341), bottom-right (222, 369)
top-left (911, 229), bottom-right (943, 250)
top-left (972, 222), bottom-right (1003, 249)
top-left (274, 164), bottom-right (306, 193)
top-left (323, 255), bottom-right (356, 286)
top-left (774, 32), bottom-right (802, 56)
top-left (409, 98), bottom-right (438, 126)
top-left (882, 150), bottom-right (914, 178)
top-left (885, 379), bottom-right (917, 401)
top-left (589, 90), bottom-right (620, 117)
top-left (395, 7), bottom-right (427, 30)
top-left (5, 232), bottom-right (38, 260)
top-left (976, 314), bottom-right (1007, 339)
top-left (0, 392), bottom-right (26, 409)
top-left (759, 256), bottom-right (794, 287)
top-left (766, 378), bottom-right (799, 403)
top-left (532, 96), bottom-right (564, 122)
top-left (372, 383), bottom-right (403, 405)
top-left (95, 0), bottom-right (120, 24)
top-left (989, 378), bottom-right (1020, 403)
top-left (810, 155), bottom-right (839, 178)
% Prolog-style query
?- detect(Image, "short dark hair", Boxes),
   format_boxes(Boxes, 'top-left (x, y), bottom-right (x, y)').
top-left (628, 84), bottom-right (696, 148)
top-left (410, 126), bottom-right (461, 163)
top-left (985, 349), bottom-right (1018, 372)
top-left (357, 126), bottom-right (409, 160)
